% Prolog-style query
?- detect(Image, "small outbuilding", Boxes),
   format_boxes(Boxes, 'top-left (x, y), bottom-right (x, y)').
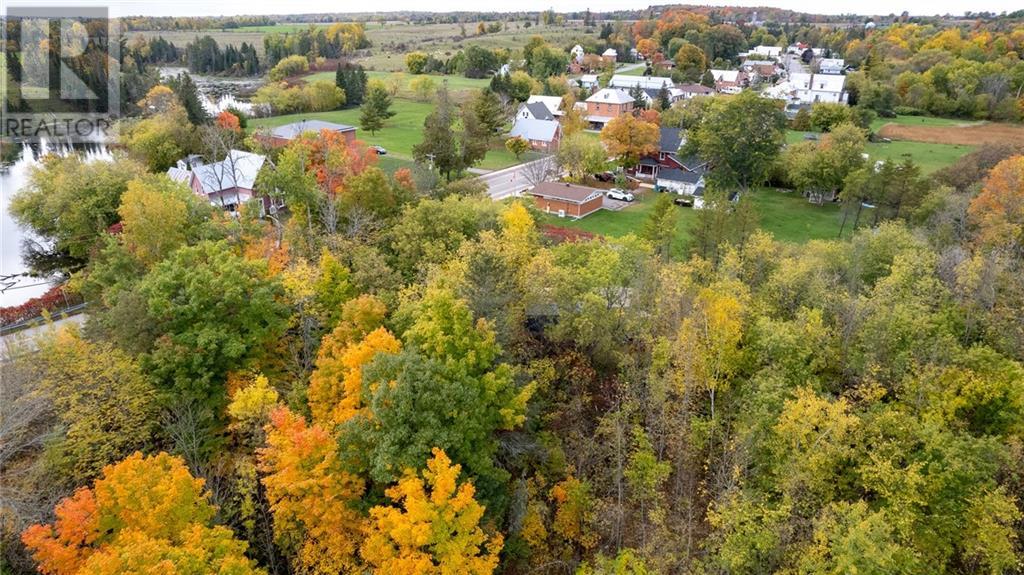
top-left (530, 181), bottom-right (604, 219)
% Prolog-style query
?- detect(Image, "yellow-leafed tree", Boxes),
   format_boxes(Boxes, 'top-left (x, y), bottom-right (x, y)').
top-left (361, 448), bottom-right (503, 575)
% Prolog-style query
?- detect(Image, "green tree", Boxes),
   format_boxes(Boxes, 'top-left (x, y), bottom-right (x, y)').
top-left (10, 154), bottom-right (147, 274)
top-left (505, 136), bottom-right (530, 160)
top-left (641, 192), bottom-right (678, 259)
top-left (556, 132), bottom-right (607, 181)
top-left (138, 240), bottom-right (288, 410)
top-left (473, 88), bottom-right (505, 135)
top-left (360, 84), bottom-right (395, 135)
top-left (405, 51), bottom-right (428, 74)
top-left (689, 91), bottom-right (786, 193)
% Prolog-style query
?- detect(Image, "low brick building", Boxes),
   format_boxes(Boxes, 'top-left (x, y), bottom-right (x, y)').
top-left (530, 182), bottom-right (604, 219)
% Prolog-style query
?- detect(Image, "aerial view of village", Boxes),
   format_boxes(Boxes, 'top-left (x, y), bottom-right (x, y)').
top-left (2, 0), bottom-right (1024, 573)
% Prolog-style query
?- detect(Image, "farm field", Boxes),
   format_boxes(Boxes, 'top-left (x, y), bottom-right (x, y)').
top-left (249, 99), bottom-right (532, 171)
top-left (534, 187), bottom-right (848, 257)
top-left (785, 129), bottom-right (974, 174)
top-left (876, 121), bottom-right (1024, 147)
top-left (303, 70), bottom-right (490, 99)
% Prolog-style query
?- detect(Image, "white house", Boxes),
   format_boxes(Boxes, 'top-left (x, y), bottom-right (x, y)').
top-left (602, 48), bottom-right (618, 63)
top-left (657, 168), bottom-right (705, 196)
top-left (578, 74), bottom-right (600, 90)
top-left (818, 58), bottom-right (845, 75)
top-left (526, 95), bottom-right (564, 117)
top-left (608, 75), bottom-right (674, 91)
top-left (790, 72), bottom-right (848, 104)
top-left (571, 44), bottom-right (585, 64)
top-left (752, 45), bottom-right (783, 58)
top-left (710, 69), bottom-right (745, 94)
top-left (517, 101), bottom-right (555, 121)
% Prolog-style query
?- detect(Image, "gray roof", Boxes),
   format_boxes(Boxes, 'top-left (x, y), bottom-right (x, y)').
top-left (509, 118), bottom-right (560, 143)
top-left (270, 120), bottom-right (356, 140)
top-left (586, 88), bottom-right (634, 105)
top-left (659, 168), bottom-right (703, 184)
top-left (677, 83), bottom-right (715, 95)
top-left (659, 128), bottom-right (684, 154)
top-left (192, 150), bottom-right (266, 193)
top-left (677, 154), bottom-right (708, 172)
top-left (523, 101), bottom-right (554, 121)
top-left (166, 166), bottom-right (191, 184)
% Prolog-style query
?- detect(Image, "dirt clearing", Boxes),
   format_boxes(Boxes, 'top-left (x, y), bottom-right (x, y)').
top-left (878, 122), bottom-right (1024, 146)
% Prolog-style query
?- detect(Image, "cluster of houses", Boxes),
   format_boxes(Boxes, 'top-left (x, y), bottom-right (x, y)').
top-left (166, 120), bottom-right (358, 215)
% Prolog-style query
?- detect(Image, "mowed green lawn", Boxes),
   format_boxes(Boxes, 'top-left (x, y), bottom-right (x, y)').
top-left (534, 187), bottom-right (847, 256)
top-left (249, 98), bottom-right (532, 170)
top-left (785, 130), bottom-right (973, 174)
top-left (869, 114), bottom-right (980, 132)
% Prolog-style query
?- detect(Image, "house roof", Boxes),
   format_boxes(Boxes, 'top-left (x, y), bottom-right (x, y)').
top-left (166, 166), bottom-right (191, 184)
top-left (522, 101), bottom-right (555, 121)
top-left (677, 154), bottom-right (708, 172)
top-left (677, 83), bottom-right (715, 95)
top-left (586, 88), bottom-right (634, 104)
top-left (530, 181), bottom-right (604, 204)
top-left (609, 75), bottom-right (674, 90)
top-left (526, 95), bottom-right (563, 116)
top-left (658, 168), bottom-right (704, 184)
top-left (790, 72), bottom-right (845, 93)
top-left (602, 48), bottom-right (618, 57)
top-left (659, 128), bottom-right (684, 154)
top-left (710, 69), bottom-right (740, 83)
top-left (509, 118), bottom-right (560, 143)
top-left (579, 74), bottom-right (599, 83)
top-left (270, 120), bottom-right (356, 140)
top-left (192, 150), bottom-right (266, 194)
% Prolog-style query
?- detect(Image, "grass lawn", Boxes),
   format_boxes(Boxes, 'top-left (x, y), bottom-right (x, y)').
top-left (785, 130), bottom-right (973, 174)
top-left (250, 98), bottom-right (531, 171)
top-left (534, 187), bottom-right (847, 256)
top-left (869, 114), bottom-right (980, 132)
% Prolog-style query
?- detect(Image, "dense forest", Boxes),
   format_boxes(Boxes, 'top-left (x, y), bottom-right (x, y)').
top-left (4, 73), bottom-right (1024, 574)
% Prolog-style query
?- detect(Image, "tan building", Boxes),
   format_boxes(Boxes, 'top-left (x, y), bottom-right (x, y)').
top-left (530, 182), bottom-right (604, 219)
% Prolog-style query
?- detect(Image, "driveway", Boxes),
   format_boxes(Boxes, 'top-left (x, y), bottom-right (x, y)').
top-left (602, 196), bottom-right (633, 211)
top-left (477, 156), bottom-right (558, 200)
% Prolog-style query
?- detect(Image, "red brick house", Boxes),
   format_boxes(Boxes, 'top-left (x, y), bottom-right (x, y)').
top-left (530, 182), bottom-right (604, 219)
top-left (584, 88), bottom-right (635, 129)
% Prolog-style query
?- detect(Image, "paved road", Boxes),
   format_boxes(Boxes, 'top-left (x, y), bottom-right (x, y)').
top-left (477, 156), bottom-right (558, 200)
top-left (1, 312), bottom-right (86, 354)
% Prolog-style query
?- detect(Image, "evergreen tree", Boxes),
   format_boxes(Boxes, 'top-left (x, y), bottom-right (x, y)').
top-left (657, 86), bottom-right (671, 111)
top-left (629, 84), bottom-right (648, 110)
top-left (360, 85), bottom-right (395, 135)
top-left (700, 69), bottom-right (716, 88)
top-left (167, 72), bottom-right (208, 125)
top-left (473, 89), bottom-right (504, 135)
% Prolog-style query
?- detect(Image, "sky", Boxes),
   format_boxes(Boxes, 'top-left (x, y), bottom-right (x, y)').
top-left (6, 0), bottom-right (1018, 18)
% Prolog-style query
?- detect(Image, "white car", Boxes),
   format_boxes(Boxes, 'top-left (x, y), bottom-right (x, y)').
top-left (606, 188), bottom-right (634, 202)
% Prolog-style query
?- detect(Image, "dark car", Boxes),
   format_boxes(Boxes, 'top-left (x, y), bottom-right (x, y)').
top-left (593, 171), bottom-right (615, 182)
top-left (371, 145), bottom-right (387, 155)
top-left (673, 196), bottom-right (693, 207)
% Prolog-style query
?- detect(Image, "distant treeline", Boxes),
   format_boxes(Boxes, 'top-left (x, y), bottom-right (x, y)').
top-left (185, 36), bottom-right (261, 76)
top-left (263, 24), bottom-right (370, 66)
top-left (121, 15), bottom-right (275, 31)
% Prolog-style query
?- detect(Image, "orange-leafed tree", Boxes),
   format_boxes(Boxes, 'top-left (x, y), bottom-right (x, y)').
top-left (307, 326), bottom-right (401, 428)
top-left (21, 452), bottom-right (263, 575)
top-left (967, 155), bottom-right (1024, 253)
top-left (290, 130), bottom-right (378, 197)
top-left (360, 448), bottom-right (503, 575)
top-left (600, 114), bottom-right (660, 169)
top-left (259, 407), bottom-right (366, 574)
top-left (216, 110), bottom-right (242, 132)
top-left (636, 38), bottom-right (658, 59)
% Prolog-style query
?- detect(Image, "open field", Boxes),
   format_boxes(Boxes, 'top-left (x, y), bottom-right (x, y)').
top-left (868, 115), bottom-right (981, 131)
top-left (304, 70), bottom-right (490, 100)
top-left (249, 99), bottom-right (535, 171)
top-left (133, 21), bottom-right (597, 69)
top-left (786, 130), bottom-right (973, 174)
top-left (876, 121), bottom-right (1024, 147)
top-left (534, 187), bottom-right (848, 256)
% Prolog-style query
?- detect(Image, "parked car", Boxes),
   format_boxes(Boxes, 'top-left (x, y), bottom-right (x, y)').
top-left (371, 145), bottom-right (387, 155)
top-left (593, 171), bottom-right (615, 182)
top-left (673, 196), bottom-right (693, 207)
top-left (606, 188), bottom-right (635, 202)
